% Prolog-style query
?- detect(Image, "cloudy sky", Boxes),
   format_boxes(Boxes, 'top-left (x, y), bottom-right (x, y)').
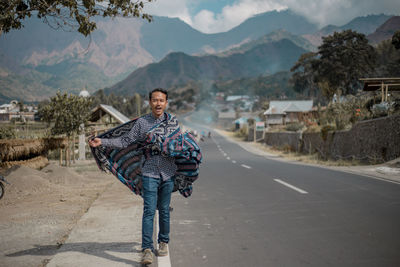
top-left (144, 0), bottom-right (400, 33)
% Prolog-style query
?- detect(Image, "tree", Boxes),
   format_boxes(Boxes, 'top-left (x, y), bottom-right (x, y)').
top-left (0, 0), bottom-right (153, 36)
top-left (39, 92), bottom-right (92, 137)
top-left (17, 100), bottom-right (24, 112)
top-left (374, 39), bottom-right (400, 77)
top-left (315, 30), bottom-right (376, 97)
top-left (39, 92), bottom-right (92, 165)
top-left (392, 30), bottom-right (400, 50)
top-left (290, 52), bottom-right (318, 97)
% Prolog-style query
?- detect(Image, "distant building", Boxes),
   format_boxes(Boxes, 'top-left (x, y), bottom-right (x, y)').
top-left (217, 110), bottom-right (236, 129)
top-left (264, 100), bottom-right (313, 125)
top-left (0, 100), bottom-right (36, 122)
top-left (79, 89), bottom-right (90, 98)
top-left (89, 104), bottom-right (130, 125)
top-left (233, 112), bottom-right (262, 129)
top-left (0, 100), bottom-right (19, 113)
top-left (226, 95), bottom-right (250, 102)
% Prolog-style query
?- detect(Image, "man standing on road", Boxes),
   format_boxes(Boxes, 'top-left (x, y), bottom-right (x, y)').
top-left (89, 88), bottom-right (175, 265)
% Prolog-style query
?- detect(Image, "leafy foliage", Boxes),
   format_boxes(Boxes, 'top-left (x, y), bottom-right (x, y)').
top-left (0, 0), bottom-right (153, 36)
top-left (392, 30), bottom-right (400, 50)
top-left (315, 30), bottom-right (376, 97)
top-left (0, 127), bottom-right (16, 139)
top-left (38, 92), bottom-right (92, 137)
top-left (290, 52), bottom-right (318, 97)
top-left (285, 122), bottom-right (303, 132)
top-left (316, 92), bottom-right (400, 131)
top-left (374, 39), bottom-right (400, 77)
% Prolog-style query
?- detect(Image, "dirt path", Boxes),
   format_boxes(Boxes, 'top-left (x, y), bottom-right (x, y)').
top-left (0, 160), bottom-right (114, 267)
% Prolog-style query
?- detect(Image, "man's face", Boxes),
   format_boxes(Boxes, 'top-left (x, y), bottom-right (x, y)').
top-left (150, 91), bottom-right (168, 118)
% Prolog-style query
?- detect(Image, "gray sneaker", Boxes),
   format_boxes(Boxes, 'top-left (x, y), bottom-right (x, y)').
top-left (141, 248), bottom-right (153, 265)
top-left (157, 242), bottom-right (168, 256)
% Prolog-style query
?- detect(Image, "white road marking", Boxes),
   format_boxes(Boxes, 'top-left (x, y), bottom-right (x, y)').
top-left (223, 153), bottom-right (227, 157)
top-left (156, 211), bottom-right (172, 267)
top-left (227, 157), bottom-right (231, 160)
top-left (274, 179), bottom-right (308, 194)
top-left (241, 164), bottom-right (251, 169)
top-left (232, 160), bottom-right (237, 164)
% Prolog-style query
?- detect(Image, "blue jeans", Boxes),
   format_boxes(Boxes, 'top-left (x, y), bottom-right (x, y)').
top-left (141, 175), bottom-right (174, 250)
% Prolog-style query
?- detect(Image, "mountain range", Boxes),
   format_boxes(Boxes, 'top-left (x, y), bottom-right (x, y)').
top-left (0, 9), bottom-right (397, 102)
top-left (107, 38), bottom-right (308, 96)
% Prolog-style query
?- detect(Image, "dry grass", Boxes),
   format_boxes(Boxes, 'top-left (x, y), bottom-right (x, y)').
top-left (0, 155), bottom-right (49, 169)
top-left (255, 143), bottom-right (362, 167)
top-left (0, 138), bottom-right (67, 161)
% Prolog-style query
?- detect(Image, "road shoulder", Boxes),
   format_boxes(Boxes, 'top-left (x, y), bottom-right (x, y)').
top-left (215, 129), bottom-right (400, 185)
top-left (47, 180), bottom-right (144, 267)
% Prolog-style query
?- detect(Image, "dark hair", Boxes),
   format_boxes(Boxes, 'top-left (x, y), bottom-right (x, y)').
top-left (149, 88), bottom-right (168, 100)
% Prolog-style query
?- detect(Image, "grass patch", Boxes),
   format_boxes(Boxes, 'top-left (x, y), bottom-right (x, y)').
top-left (255, 143), bottom-right (363, 166)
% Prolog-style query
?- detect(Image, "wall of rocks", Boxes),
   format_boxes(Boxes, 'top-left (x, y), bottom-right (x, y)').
top-left (263, 115), bottom-right (400, 163)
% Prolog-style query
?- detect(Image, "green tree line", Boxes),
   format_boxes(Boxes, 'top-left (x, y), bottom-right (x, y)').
top-left (290, 29), bottom-right (400, 99)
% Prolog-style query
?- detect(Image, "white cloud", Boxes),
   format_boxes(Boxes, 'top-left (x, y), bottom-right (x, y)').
top-left (144, 0), bottom-right (193, 25)
top-left (281, 0), bottom-right (400, 27)
top-left (144, 0), bottom-right (400, 33)
top-left (193, 0), bottom-right (287, 33)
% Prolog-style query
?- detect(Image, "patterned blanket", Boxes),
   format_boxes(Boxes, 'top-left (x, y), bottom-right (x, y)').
top-left (90, 113), bottom-right (202, 198)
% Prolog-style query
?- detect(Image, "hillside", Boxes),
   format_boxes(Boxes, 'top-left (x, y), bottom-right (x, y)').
top-left (106, 39), bottom-right (308, 96)
top-left (212, 71), bottom-right (298, 99)
top-left (216, 29), bottom-right (316, 56)
top-left (0, 10), bottom-right (395, 102)
top-left (303, 14), bottom-right (392, 47)
top-left (140, 9), bottom-right (318, 60)
top-left (368, 16), bottom-right (400, 44)
top-left (0, 10), bottom-right (318, 102)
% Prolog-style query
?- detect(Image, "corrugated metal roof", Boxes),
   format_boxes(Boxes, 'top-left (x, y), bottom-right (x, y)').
top-left (218, 111), bottom-right (236, 119)
top-left (226, 95), bottom-right (250, 102)
top-left (264, 100), bottom-right (313, 115)
top-left (99, 104), bottom-right (130, 123)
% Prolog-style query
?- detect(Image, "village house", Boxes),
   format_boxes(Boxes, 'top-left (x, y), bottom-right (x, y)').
top-left (264, 100), bottom-right (313, 125)
top-left (233, 112), bottom-right (262, 130)
top-left (217, 110), bottom-right (236, 129)
top-left (0, 100), bottom-right (37, 122)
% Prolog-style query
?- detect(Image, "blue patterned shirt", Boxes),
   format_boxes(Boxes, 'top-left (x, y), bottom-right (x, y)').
top-left (100, 112), bottom-right (177, 181)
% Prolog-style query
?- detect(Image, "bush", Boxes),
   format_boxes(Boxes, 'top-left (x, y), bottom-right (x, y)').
top-left (0, 127), bottom-right (16, 139)
top-left (234, 125), bottom-right (248, 140)
top-left (318, 94), bottom-right (375, 130)
top-left (285, 122), bottom-right (303, 132)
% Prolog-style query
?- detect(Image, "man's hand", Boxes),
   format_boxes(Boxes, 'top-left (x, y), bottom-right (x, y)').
top-left (89, 137), bottom-right (102, 147)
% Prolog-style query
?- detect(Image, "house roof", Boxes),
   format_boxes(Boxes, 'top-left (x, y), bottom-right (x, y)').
top-left (226, 95), bottom-right (250, 102)
top-left (218, 111), bottom-right (236, 119)
top-left (90, 104), bottom-right (130, 124)
top-left (264, 100), bottom-right (313, 115)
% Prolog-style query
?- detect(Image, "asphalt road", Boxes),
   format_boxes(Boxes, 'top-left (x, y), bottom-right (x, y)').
top-left (169, 127), bottom-right (400, 267)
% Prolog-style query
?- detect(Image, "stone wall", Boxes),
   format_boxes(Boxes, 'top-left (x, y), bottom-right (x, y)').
top-left (263, 132), bottom-right (301, 151)
top-left (263, 115), bottom-right (400, 163)
top-left (247, 128), bottom-right (265, 142)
